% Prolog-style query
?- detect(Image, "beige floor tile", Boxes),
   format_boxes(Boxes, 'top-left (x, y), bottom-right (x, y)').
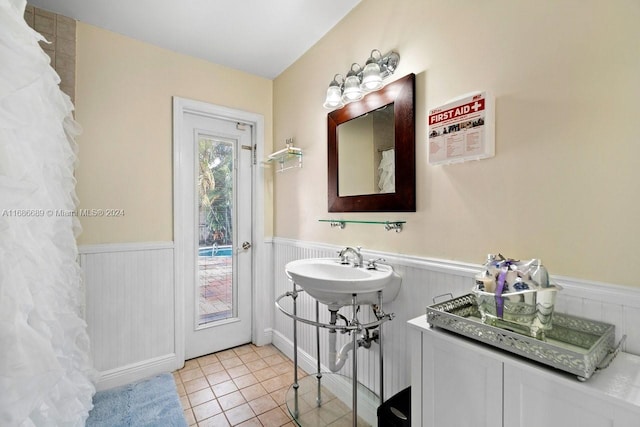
top-left (221, 356), bottom-right (244, 370)
top-left (271, 361), bottom-right (294, 375)
top-left (174, 344), bottom-right (302, 427)
top-left (212, 379), bottom-right (239, 397)
top-left (217, 390), bottom-right (247, 411)
top-left (233, 344), bottom-right (255, 356)
top-left (181, 359), bottom-right (200, 371)
top-left (198, 413), bottom-right (231, 427)
top-left (183, 408), bottom-right (196, 426)
top-left (236, 418), bottom-right (262, 427)
top-left (180, 367), bottom-right (205, 382)
top-left (227, 364), bottom-right (250, 379)
top-left (262, 374), bottom-right (292, 393)
top-left (317, 398), bottom-right (350, 424)
top-left (326, 413), bottom-right (370, 426)
top-left (233, 373), bottom-right (259, 389)
top-left (253, 367), bottom-right (277, 382)
top-left (297, 410), bottom-right (324, 427)
top-left (269, 387), bottom-right (289, 406)
top-left (184, 377), bottom-right (210, 394)
top-left (255, 346), bottom-right (279, 358)
top-left (247, 394), bottom-right (278, 415)
top-left (192, 399), bottom-right (223, 422)
top-left (245, 359), bottom-right (269, 372)
top-left (240, 383), bottom-right (268, 401)
top-left (287, 394), bottom-right (315, 416)
top-left (224, 402), bottom-right (256, 425)
top-left (180, 395), bottom-right (190, 410)
top-left (257, 407), bottom-right (291, 426)
top-left (207, 370), bottom-right (232, 386)
top-left (176, 381), bottom-right (186, 397)
top-left (215, 349), bottom-right (238, 361)
top-left (188, 387), bottom-right (215, 407)
top-left (239, 351), bottom-right (261, 363)
top-left (263, 354), bottom-right (286, 366)
top-left (202, 361), bottom-right (226, 375)
top-left (198, 354), bottom-right (220, 367)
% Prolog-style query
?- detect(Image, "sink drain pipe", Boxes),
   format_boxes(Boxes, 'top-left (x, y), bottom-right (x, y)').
top-left (329, 310), bottom-right (364, 372)
top-left (327, 293), bottom-right (392, 406)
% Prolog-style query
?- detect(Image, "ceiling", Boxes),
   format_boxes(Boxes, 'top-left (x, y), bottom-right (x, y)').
top-left (27, 0), bottom-right (361, 79)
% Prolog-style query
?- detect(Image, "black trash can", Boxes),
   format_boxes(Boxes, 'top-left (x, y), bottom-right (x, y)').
top-left (377, 386), bottom-right (411, 427)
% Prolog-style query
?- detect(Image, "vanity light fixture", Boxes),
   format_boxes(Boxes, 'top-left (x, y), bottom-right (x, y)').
top-left (342, 64), bottom-right (364, 103)
top-left (322, 49), bottom-right (400, 110)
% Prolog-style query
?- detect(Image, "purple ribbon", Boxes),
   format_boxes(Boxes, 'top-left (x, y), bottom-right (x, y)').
top-left (495, 267), bottom-right (507, 317)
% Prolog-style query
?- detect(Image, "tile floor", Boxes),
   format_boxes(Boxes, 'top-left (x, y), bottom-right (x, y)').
top-left (174, 344), bottom-right (303, 426)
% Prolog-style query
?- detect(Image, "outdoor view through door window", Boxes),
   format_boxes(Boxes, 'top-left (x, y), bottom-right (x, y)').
top-left (198, 137), bottom-right (234, 326)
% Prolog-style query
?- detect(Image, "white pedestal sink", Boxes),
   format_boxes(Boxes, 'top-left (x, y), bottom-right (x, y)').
top-left (285, 258), bottom-right (401, 309)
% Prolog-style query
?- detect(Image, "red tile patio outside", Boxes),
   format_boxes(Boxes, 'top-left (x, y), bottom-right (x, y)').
top-left (198, 255), bottom-right (233, 325)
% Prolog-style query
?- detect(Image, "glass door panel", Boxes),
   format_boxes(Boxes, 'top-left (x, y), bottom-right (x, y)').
top-left (197, 137), bottom-right (235, 326)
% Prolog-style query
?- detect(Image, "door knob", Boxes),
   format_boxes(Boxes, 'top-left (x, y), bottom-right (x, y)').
top-left (241, 241), bottom-right (252, 250)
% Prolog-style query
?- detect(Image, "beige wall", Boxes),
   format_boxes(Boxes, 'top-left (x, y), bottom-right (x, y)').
top-left (75, 23), bottom-right (273, 245)
top-left (273, 0), bottom-right (640, 287)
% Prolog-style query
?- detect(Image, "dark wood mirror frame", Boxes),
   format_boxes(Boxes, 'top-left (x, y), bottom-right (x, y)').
top-left (328, 73), bottom-right (415, 212)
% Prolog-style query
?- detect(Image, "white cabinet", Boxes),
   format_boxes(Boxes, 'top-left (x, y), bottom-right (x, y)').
top-left (408, 315), bottom-right (640, 427)
top-left (417, 328), bottom-right (502, 427)
top-left (503, 363), bottom-right (640, 427)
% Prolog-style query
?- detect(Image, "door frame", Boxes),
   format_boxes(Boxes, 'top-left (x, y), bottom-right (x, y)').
top-left (172, 97), bottom-right (267, 368)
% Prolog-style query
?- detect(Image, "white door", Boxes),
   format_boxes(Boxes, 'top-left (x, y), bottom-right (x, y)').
top-left (178, 110), bottom-right (253, 360)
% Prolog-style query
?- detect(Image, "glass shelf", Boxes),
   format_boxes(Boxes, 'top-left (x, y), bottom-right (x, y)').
top-left (285, 373), bottom-right (378, 426)
top-left (319, 219), bottom-right (405, 232)
top-left (264, 143), bottom-right (302, 172)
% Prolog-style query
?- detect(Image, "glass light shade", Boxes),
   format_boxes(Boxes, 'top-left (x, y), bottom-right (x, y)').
top-left (361, 61), bottom-right (383, 91)
top-left (323, 85), bottom-right (344, 109)
top-left (342, 74), bottom-right (363, 102)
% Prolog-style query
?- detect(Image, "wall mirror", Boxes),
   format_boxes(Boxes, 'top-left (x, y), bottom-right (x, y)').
top-left (328, 73), bottom-right (415, 212)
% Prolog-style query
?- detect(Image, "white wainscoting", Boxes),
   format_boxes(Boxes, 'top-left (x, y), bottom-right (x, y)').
top-left (271, 238), bottom-right (640, 402)
top-left (79, 241), bottom-right (177, 390)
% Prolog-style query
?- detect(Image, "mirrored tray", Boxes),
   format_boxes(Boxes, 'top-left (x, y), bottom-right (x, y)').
top-left (426, 294), bottom-right (621, 380)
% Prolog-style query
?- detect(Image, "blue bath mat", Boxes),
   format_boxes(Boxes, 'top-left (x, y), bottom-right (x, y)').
top-left (86, 373), bottom-right (187, 427)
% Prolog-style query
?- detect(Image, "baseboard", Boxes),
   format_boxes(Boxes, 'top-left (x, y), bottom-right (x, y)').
top-left (254, 328), bottom-right (273, 347)
top-left (271, 330), bottom-right (379, 425)
top-left (94, 353), bottom-right (179, 391)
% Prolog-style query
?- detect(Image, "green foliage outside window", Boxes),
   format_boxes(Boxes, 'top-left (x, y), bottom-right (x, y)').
top-left (198, 139), bottom-right (233, 246)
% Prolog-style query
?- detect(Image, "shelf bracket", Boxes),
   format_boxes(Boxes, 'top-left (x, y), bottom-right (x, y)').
top-left (319, 219), bottom-right (405, 232)
top-left (384, 222), bottom-right (403, 233)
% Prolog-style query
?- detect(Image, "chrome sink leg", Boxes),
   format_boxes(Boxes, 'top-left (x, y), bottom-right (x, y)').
top-left (378, 290), bottom-right (384, 405)
top-left (351, 294), bottom-right (358, 427)
top-left (292, 283), bottom-right (299, 418)
top-left (315, 300), bottom-right (322, 406)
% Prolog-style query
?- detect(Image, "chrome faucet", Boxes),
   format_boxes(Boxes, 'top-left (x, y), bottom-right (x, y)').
top-left (339, 246), bottom-right (363, 267)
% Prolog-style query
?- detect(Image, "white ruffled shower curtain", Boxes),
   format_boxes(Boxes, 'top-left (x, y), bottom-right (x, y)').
top-left (0, 0), bottom-right (95, 425)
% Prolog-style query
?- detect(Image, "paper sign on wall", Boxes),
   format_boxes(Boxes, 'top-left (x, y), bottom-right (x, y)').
top-left (428, 91), bottom-right (494, 165)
